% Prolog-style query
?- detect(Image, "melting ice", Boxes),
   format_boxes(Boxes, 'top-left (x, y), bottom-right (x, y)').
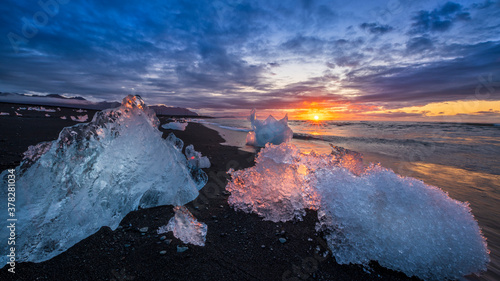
top-left (185, 144), bottom-right (211, 169)
top-left (0, 95), bottom-right (208, 263)
top-left (246, 109), bottom-right (293, 147)
top-left (226, 143), bottom-right (489, 280)
top-left (161, 121), bottom-right (188, 131)
top-left (157, 206), bottom-right (207, 246)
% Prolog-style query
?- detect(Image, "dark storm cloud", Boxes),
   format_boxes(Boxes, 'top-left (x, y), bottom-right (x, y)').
top-left (281, 35), bottom-right (327, 55)
top-left (410, 2), bottom-right (471, 34)
top-left (406, 36), bottom-right (434, 53)
top-left (0, 0), bottom-right (341, 108)
top-left (346, 41), bottom-right (500, 107)
top-left (359, 22), bottom-right (394, 35)
top-left (0, 0), bottom-right (275, 104)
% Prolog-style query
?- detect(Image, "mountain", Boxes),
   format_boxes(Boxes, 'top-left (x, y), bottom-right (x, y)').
top-left (45, 94), bottom-right (86, 100)
top-left (0, 92), bottom-right (119, 110)
top-left (0, 92), bottom-right (199, 116)
top-left (149, 105), bottom-right (198, 116)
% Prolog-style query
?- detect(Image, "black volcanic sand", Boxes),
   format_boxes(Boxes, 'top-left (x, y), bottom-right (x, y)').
top-left (0, 113), bottom-right (421, 281)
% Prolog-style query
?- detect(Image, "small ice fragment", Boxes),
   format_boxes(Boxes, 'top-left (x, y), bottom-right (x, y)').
top-left (177, 245), bottom-right (189, 252)
top-left (158, 206), bottom-right (207, 246)
top-left (0, 112), bottom-right (9, 115)
top-left (70, 115), bottom-right (88, 122)
top-left (161, 122), bottom-right (188, 131)
top-left (27, 106), bottom-right (56, 112)
top-left (246, 108), bottom-right (293, 147)
top-left (185, 144), bottom-right (210, 169)
top-left (166, 133), bottom-right (184, 151)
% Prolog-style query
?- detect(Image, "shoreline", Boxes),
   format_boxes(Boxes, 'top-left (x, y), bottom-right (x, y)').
top-left (0, 117), bottom-right (421, 280)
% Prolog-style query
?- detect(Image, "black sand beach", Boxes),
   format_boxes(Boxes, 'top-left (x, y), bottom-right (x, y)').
top-left (0, 108), bottom-right (420, 281)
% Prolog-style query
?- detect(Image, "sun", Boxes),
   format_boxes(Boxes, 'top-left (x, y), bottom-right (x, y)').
top-left (314, 115), bottom-right (319, 120)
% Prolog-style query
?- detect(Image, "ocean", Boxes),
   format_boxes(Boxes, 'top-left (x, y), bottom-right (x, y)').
top-left (197, 118), bottom-right (500, 281)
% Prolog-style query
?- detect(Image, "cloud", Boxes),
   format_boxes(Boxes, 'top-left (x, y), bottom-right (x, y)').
top-left (346, 41), bottom-right (500, 107)
top-left (0, 0), bottom-right (498, 120)
top-left (361, 111), bottom-right (425, 119)
top-left (410, 2), bottom-right (470, 34)
top-left (359, 22), bottom-right (393, 35)
top-left (281, 35), bottom-right (327, 55)
top-left (406, 36), bottom-right (434, 53)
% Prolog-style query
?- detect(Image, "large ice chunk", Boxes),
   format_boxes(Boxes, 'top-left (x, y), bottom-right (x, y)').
top-left (157, 206), bottom-right (207, 246)
top-left (0, 95), bottom-right (208, 263)
top-left (226, 143), bottom-right (489, 280)
top-left (246, 109), bottom-right (293, 147)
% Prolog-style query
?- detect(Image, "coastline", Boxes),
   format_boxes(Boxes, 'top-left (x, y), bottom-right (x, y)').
top-left (0, 117), bottom-right (419, 280)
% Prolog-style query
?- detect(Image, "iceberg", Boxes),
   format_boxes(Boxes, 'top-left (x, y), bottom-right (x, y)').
top-left (161, 121), bottom-right (188, 131)
top-left (245, 109), bottom-right (293, 147)
top-left (0, 95), bottom-right (208, 263)
top-left (226, 143), bottom-right (489, 280)
top-left (157, 206), bottom-right (207, 246)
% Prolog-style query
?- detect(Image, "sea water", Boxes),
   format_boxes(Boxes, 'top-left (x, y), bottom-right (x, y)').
top-left (198, 118), bottom-right (500, 281)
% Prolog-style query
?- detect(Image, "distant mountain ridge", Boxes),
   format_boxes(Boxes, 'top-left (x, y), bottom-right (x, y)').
top-left (0, 92), bottom-right (199, 116)
top-left (45, 94), bottom-right (87, 100)
top-left (149, 105), bottom-right (198, 116)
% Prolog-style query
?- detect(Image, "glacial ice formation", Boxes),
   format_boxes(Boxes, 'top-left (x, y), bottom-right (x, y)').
top-left (185, 144), bottom-right (211, 169)
top-left (0, 95), bottom-right (208, 263)
top-left (157, 206), bottom-right (207, 246)
top-left (246, 109), bottom-right (293, 147)
top-left (161, 121), bottom-right (188, 131)
top-left (226, 143), bottom-right (489, 280)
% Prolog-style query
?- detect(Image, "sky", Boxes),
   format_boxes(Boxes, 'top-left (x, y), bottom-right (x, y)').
top-left (0, 0), bottom-right (499, 121)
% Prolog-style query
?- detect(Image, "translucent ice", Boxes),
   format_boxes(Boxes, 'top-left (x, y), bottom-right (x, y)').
top-left (0, 95), bottom-right (208, 263)
top-left (226, 143), bottom-right (489, 280)
top-left (158, 206), bottom-right (207, 246)
top-left (161, 121), bottom-right (188, 131)
top-left (28, 106), bottom-right (56, 112)
top-left (246, 109), bottom-right (293, 147)
top-left (185, 144), bottom-right (211, 169)
top-left (70, 114), bottom-right (88, 122)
